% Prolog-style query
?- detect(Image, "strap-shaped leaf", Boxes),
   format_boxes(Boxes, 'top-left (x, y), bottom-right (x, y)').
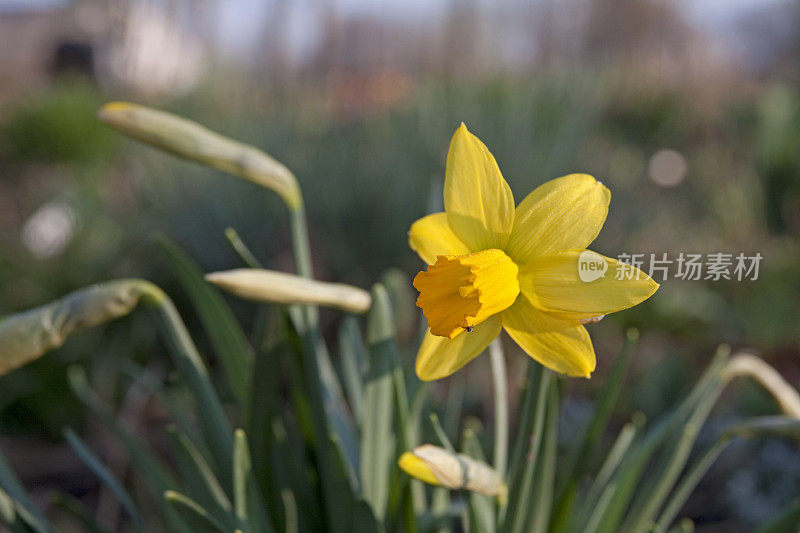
top-left (528, 381), bottom-right (560, 533)
top-left (0, 452), bottom-right (53, 533)
top-left (166, 427), bottom-right (236, 529)
top-left (360, 284), bottom-right (396, 521)
top-left (157, 236), bottom-right (253, 407)
top-left (66, 365), bottom-right (190, 533)
top-left (503, 368), bottom-right (552, 533)
top-left (164, 490), bottom-right (229, 533)
top-left (63, 427), bottom-right (144, 531)
top-left (463, 427), bottom-right (496, 533)
top-left (553, 328), bottom-right (638, 524)
top-left (338, 316), bottom-right (366, 426)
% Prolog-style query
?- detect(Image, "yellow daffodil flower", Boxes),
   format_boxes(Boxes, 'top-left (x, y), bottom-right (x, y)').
top-left (409, 124), bottom-right (658, 380)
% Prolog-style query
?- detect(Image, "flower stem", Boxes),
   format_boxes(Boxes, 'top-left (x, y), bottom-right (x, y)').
top-left (290, 204), bottom-right (314, 280)
top-left (490, 338), bottom-right (508, 480)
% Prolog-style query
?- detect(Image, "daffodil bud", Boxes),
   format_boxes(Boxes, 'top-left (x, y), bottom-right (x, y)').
top-left (398, 444), bottom-right (507, 501)
top-left (723, 353), bottom-right (800, 419)
top-left (206, 269), bottom-right (372, 314)
top-left (98, 102), bottom-right (302, 210)
top-left (0, 280), bottom-right (156, 375)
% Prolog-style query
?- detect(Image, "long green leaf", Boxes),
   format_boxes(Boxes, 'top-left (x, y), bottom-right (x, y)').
top-left (463, 427), bottom-right (496, 533)
top-left (655, 416), bottom-right (800, 532)
top-left (506, 362), bottom-right (542, 498)
top-left (118, 360), bottom-right (203, 447)
top-left (156, 236), bottom-right (253, 407)
top-left (246, 331), bottom-right (291, 530)
top-left (233, 429), bottom-right (251, 527)
top-left (652, 436), bottom-right (730, 533)
top-left (47, 492), bottom-right (105, 533)
top-left (529, 380), bottom-right (560, 533)
top-left (553, 328), bottom-right (638, 524)
top-left (503, 368), bottom-right (552, 533)
top-left (0, 485), bottom-right (22, 533)
top-left (592, 346), bottom-right (730, 533)
top-left (63, 427), bottom-right (144, 531)
top-left (66, 365), bottom-right (190, 533)
top-left (339, 316), bottom-right (367, 426)
top-left (286, 316), bottom-right (363, 532)
top-left (361, 284), bottom-right (396, 522)
top-left (166, 427), bottom-right (235, 528)
top-left (224, 227), bottom-right (264, 269)
top-left (571, 415), bottom-right (644, 531)
top-left (164, 490), bottom-right (229, 533)
top-left (143, 291), bottom-right (235, 488)
top-left (0, 452), bottom-right (52, 533)
top-left (234, 429), bottom-right (272, 533)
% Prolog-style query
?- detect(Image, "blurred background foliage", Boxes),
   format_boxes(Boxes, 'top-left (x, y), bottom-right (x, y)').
top-left (0, 0), bottom-right (799, 530)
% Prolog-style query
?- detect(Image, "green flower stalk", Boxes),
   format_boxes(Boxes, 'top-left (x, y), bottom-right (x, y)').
top-left (0, 280), bottom-right (150, 375)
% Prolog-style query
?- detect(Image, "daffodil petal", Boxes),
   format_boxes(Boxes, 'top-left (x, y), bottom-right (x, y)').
top-left (502, 295), bottom-right (595, 377)
top-left (408, 212), bottom-right (471, 265)
top-left (518, 250), bottom-right (658, 320)
top-left (506, 174), bottom-right (610, 264)
top-left (415, 314), bottom-right (502, 381)
top-left (444, 124), bottom-right (515, 251)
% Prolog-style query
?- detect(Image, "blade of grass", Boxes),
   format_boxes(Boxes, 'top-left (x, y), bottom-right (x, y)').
top-left (393, 356), bottom-right (426, 523)
top-left (281, 489), bottom-right (298, 533)
top-left (506, 362), bottom-right (542, 495)
top-left (156, 236), bottom-right (253, 407)
top-left (67, 366), bottom-right (179, 490)
top-left (624, 422), bottom-right (701, 532)
top-left (0, 486), bottom-right (23, 533)
top-left (118, 360), bottom-right (203, 447)
top-left (47, 492), bottom-right (105, 533)
top-left (140, 288), bottom-right (235, 489)
top-left (652, 435), bottom-right (730, 533)
top-left (287, 307), bottom-right (360, 483)
top-left (572, 414), bottom-right (644, 531)
top-left (361, 284), bottom-right (396, 522)
top-left (503, 368), bottom-right (553, 533)
top-left (655, 416), bottom-right (800, 533)
top-left (67, 365), bottom-right (190, 533)
top-left (529, 380), bottom-right (560, 533)
top-left (593, 345), bottom-right (730, 533)
top-left (245, 335), bottom-right (289, 530)
top-left (164, 490), bottom-right (229, 533)
top-left (224, 227), bottom-right (263, 269)
top-left (583, 482), bottom-right (616, 533)
top-left (339, 316), bottom-right (367, 426)
top-left (463, 427), bottom-right (496, 533)
top-left (430, 413), bottom-right (455, 453)
top-left (271, 417), bottom-right (320, 531)
top-left (553, 328), bottom-right (638, 522)
top-left (233, 429), bottom-right (250, 528)
top-left (233, 429), bottom-right (272, 533)
top-left (166, 426), bottom-right (235, 528)
top-left (62, 427), bottom-right (144, 531)
top-left (286, 313), bottom-right (366, 532)
top-left (0, 453), bottom-right (52, 533)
